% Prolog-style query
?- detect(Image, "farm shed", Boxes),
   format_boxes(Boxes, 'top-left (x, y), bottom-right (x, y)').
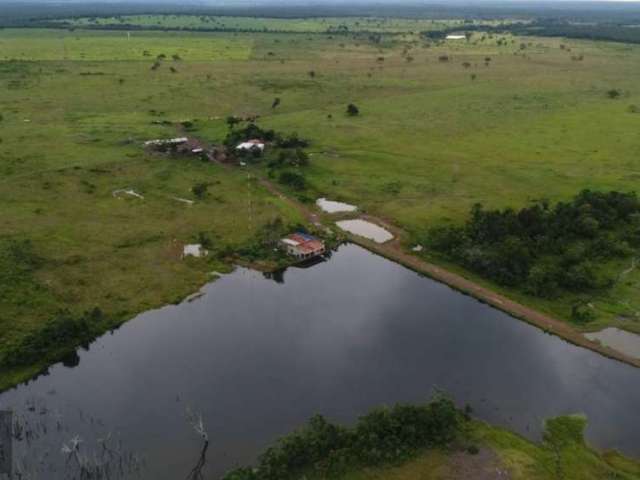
top-left (280, 233), bottom-right (325, 260)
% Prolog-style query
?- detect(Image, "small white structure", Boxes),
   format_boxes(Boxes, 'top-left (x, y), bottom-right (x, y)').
top-left (446, 34), bottom-right (467, 40)
top-left (316, 198), bottom-right (358, 214)
top-left (144, 137), bottom-right (188, 147)
top-left (412, 245), bottom-right (424, 252)
top-left (280, 233), bottom-right (325, 260)
top-left (236, 139), bottom-right (265, 151)
top-left (183, 244), bottom-right (207, 258)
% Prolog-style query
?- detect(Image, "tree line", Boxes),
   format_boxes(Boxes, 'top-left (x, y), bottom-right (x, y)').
top-left (422, 19), bottom-right (640, 45)
top-left (426, 190), bottom-right (640, 321)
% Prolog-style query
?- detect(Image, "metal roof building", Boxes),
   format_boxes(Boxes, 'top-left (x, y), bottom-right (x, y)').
top-left (280, 233), bottom-right (325, 260)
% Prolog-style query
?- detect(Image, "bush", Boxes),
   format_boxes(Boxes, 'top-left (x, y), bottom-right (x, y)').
top-left (278, 171), bottom-right (306, 190)
top-left (347, 103), bottom-right (360, 116)
top-left (192, 182), bottom-right (209, 199)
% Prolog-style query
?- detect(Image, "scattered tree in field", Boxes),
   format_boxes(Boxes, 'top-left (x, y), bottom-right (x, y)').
top-left (151, 61), bottom-right (161, 70)
top-left (629, 105), bottom-right (639, 113)
top-left (308, 70), bottom-right (316, 78)
top-left (607, 89), bottom-right (621, 99)
top-left (192, 183), bottom-right (210, 199)
top-left (172, 54), bottom-right (181, 61)
top-left (346, 103), bottom-right (360, 116)
top-left (169, 66), bottom-right (178, 73)
top-left (471, 73), bottom-right (477, 81)
top-left (438, 55), bottom-right (449, 62)
top-left (462, 62), bottom-right (471, 68)
top-left (271, 97), bottom-right (281, 109)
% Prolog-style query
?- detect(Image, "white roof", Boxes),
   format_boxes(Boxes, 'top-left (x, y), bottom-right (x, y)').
top-left (236, 142), bottom-right (265, 151)
top-left (446, 35), bottom-right (466, 40)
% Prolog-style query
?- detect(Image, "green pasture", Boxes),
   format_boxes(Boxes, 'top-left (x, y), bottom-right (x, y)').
top-left (1, 23), bottom-right (640, 386)
top-left (58, 15), bottom-right (519, 34)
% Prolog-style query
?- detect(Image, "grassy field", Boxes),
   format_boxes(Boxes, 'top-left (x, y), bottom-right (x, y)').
top-left (1, 18), bottom-right (640, 386)
top-left (56, 15), bottom-right (519, 34)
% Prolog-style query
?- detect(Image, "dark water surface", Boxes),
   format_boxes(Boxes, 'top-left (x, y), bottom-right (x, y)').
top-left (2, 244), bottom-right (640, 478)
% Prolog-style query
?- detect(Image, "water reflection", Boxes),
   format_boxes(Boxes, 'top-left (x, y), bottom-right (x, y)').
top-left (1, 244), bottom-right (639, 480)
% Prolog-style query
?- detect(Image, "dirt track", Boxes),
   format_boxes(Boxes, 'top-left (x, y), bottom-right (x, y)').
top-left (258, 175), bottom-right (640, 369)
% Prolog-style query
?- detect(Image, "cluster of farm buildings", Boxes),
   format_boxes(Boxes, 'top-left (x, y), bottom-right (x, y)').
top-left (144, 136), bottom-right (325, 262)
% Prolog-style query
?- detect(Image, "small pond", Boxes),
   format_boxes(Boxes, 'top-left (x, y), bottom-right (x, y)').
top-left (586, 327), bottom-right (640, 359)
top-left (336, 219), bottom-right (394, 243)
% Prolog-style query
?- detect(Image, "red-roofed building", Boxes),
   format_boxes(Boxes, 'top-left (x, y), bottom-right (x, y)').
top-left (280, 233), bottom-right (326, 260)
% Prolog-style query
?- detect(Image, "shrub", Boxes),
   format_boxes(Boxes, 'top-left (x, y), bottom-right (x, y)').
top-left (607, 89), bottom-right (621, 99)
top-left (192, 182), bottom-right (210, 199)
top-left (278, 171), bottom-right (306, 190)
top-left (347, 103), bottom-right (360, 116)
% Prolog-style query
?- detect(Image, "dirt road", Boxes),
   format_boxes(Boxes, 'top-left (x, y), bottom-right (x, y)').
top-left (258, 176), bottom-right (640, 369)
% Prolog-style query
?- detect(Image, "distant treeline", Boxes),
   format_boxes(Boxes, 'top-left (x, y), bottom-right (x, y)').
top-left (426, 190), bottom-right (640, 322)
top-left (3, 1), bottom-right (640, 29)
top-left (423, 19), bottom-right (640, 45)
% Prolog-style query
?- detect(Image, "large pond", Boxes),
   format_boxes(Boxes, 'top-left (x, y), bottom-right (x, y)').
top-left (2, 244), bottom-right (640, 479)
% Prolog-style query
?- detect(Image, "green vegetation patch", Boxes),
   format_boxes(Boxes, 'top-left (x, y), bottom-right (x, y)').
top-left (425, 190), bottom-right (640, 324)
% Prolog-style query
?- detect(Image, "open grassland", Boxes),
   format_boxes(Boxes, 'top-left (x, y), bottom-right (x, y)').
top-left (1, 23), bottom-right (640, 386)
top-left (56, 15), bottom-right (519, 34)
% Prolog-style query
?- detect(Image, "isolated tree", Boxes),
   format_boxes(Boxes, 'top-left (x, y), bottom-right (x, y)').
top-left (272, 97), bottom-right (281, 109)
top-left (192, 183), bottom-right (209, 199)
top-left (607, 89), bottom-right (621, 99)
top-left (347, 103), bottom-right (360, 116)
top-left (308, 70), bottom-right (316, 78)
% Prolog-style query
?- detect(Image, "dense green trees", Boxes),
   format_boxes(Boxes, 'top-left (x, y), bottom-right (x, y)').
top-left (223, 394), bottom-right (462, 480)
top-left (427, 190), bottom-right (640, 310)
